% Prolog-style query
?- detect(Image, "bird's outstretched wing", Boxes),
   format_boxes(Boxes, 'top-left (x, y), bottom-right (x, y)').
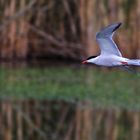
top-left (96, 23), bottom-right (122, 56)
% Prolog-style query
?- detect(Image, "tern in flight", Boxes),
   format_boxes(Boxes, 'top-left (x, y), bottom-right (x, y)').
top-left (82, 23), bottom-right (140, 71)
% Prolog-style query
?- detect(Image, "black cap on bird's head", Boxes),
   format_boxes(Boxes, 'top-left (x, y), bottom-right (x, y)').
top-left (82, 56), bottom-right (97, 64)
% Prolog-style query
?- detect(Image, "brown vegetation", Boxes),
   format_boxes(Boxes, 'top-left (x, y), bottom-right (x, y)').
top-left (0, 100), bottom-right (139, 140)
top-left (0, 0), bottom-right (140, 61)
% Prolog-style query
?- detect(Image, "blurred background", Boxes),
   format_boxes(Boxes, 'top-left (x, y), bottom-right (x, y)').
top-left (0, 0), bottom-right (140, 139)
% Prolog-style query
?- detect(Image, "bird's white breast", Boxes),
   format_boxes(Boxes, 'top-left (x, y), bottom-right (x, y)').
top-left (93, 55), bottom-right (127, 67)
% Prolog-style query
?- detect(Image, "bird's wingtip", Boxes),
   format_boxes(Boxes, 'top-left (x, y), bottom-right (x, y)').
top-left (112, 22), bottom-right (122, 32)
top-left (118, 22), bottom-right (122, 26)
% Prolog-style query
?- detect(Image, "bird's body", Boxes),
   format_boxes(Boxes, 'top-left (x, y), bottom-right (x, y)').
top-left (90, 55), bottom-right (127, 67)
top-left (82, 23), bottom-right (140, 68)
top-left (88, 54), bottom-right (140, 67)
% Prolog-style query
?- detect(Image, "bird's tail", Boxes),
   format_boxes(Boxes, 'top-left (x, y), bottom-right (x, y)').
top-left (128, 59), bottom-right (140, 66)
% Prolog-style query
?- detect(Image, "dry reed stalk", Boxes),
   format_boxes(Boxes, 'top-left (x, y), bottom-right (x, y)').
top-left (136, 0), bottom-right (140, 58)
top-left (75, 101), bottom-right (83, 140)
top-left (99, 0), bottom-right (108, 25)
top-left (104, 109), bottom-right (121, 140)
top-left (1, 0), bottom-right (16, 59)
top-left (79, 0), bottom-right (98, 57)
top-left (79, 0), bottom-right (86, 40)
top-left (117, 0), bottom-right (125, 25)
top-left (131, 112), bottom-right (139, 140)
top-left (64, 118), bottom-right (74, 140)
top-left (86, 0), bottom-right (97, 56)
top-left (81, 100), bottom-right (93, 140)
top-left (108, 0), bottom-right (118, 22)
top-left (35, 0), bottom-right (45, 27)
top-left (4, 101), bottom-right (12, 140)
top-left (104, 110), bottom-right (114, 140)
top-left (53, 104), bottom-right (69, 140)
top-left (8, 0), bottom-right (17, 59)
top-left (34, 101), bottom-right (42, 140)
top-left (1, 101), bottom-right (7, 139)
top-left (16, 102), bottom-right (23, 140)
top-left (15, 0), bottom-right (28, 59)
top-left (24, 101), bottom-right (33, 139)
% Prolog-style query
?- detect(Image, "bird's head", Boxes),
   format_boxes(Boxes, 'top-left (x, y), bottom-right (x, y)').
top-left (82, 56), bottom-right (97, 64)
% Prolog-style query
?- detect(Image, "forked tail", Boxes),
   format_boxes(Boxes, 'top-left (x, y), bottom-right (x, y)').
top-left (128, 59), bottom-right (140, 66)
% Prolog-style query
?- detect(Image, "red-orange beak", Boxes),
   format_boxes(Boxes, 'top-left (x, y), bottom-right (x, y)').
top-left (82, 60), bottom-right (87, 64)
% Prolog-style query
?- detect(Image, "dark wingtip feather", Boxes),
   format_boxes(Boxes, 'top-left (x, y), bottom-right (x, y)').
top-left (112, 22), bottom-right (122, 32)
top-left (87, 56), bottom-right (97, 60)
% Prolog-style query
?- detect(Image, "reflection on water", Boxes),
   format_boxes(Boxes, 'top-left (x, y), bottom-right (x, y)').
top-left (0, 100), bottom-right (139, 140)
top-left (0, 61), bottom-right (140, 109)
top-left (0, 61), bottom-right (140, 140)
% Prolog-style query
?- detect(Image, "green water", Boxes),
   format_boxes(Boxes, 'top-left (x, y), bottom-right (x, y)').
top-left (0, 65), bottom-right (140, 109)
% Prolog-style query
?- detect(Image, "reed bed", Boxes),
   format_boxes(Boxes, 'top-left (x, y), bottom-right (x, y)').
top-left (0, 100), bottom-right (139, 140)
top-left (0, 0), bottom-right (140, 60)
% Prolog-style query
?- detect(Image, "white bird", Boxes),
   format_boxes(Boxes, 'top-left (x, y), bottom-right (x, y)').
top-left (82, 23), bottom-right (140, 70)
